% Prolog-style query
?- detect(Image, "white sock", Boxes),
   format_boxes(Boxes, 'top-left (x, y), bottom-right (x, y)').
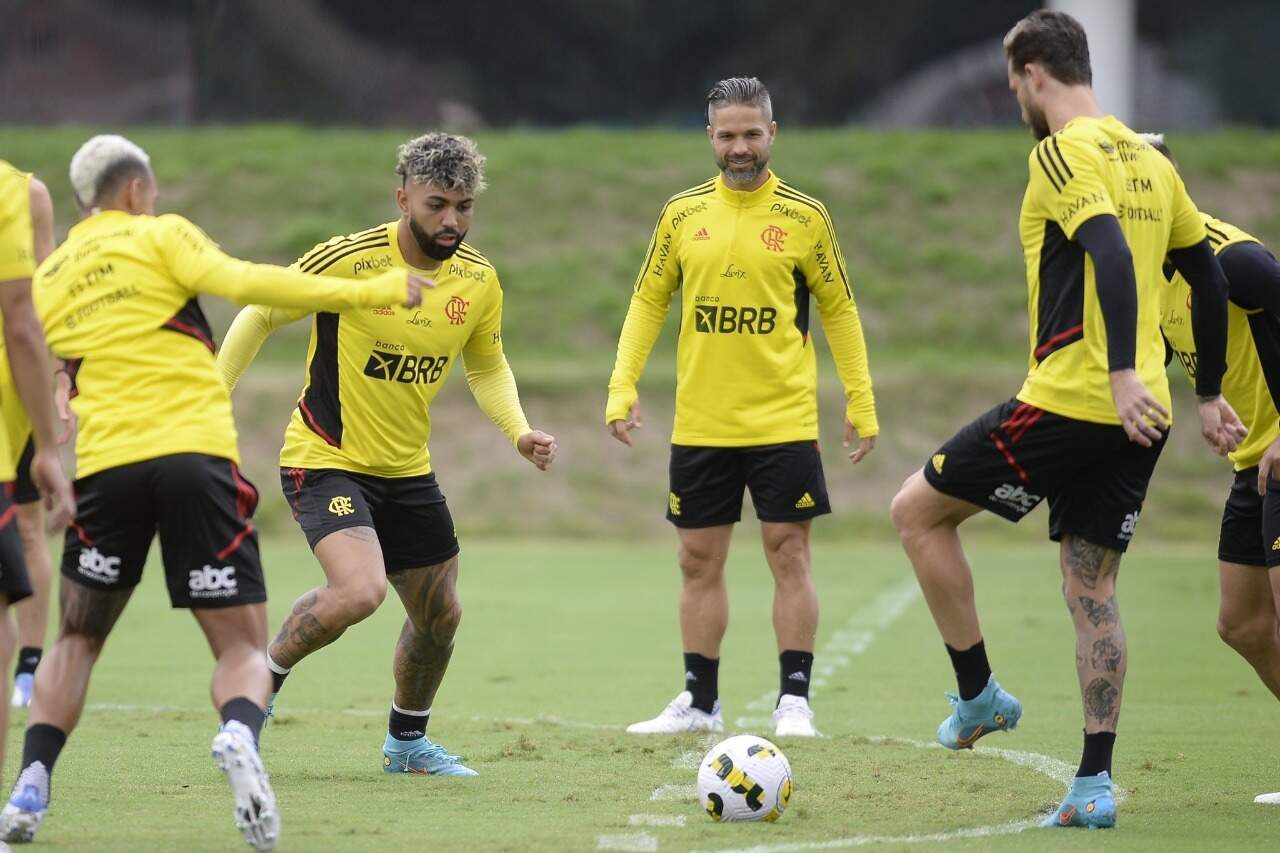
top-left (265, 654), bottom-right (290, 677)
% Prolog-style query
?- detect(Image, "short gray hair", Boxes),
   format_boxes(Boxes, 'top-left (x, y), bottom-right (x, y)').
top-left (69, 134), bottom-right (152, 207)
top-left (706, 77), bottom-right (772, 124)
top-left (395, 132), bottom-right (487, 195)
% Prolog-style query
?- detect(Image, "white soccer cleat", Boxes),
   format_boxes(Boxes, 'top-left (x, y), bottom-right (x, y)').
top-left (626, 691), bottom-right (723, 734)
top-left (212, 723), bottom-right (279, 852)
top-left (773, 694), bottom-right (819, 737)
top-left (1254, 791), bottom-right (1280, 804)
top-left (0, 761), bottom-right (50, 844)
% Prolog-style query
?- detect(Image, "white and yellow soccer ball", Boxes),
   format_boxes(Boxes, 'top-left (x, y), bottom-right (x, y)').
top-left (697, 734), bottom-right (793, 822)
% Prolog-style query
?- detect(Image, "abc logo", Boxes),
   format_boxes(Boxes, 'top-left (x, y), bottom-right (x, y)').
top-left (189, 565), bottom-right (238, 594)
top-left (78, 548), bottom-right (121, 581)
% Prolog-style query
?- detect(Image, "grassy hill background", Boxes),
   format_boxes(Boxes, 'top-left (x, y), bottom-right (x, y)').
top-left (4, 125), bottom-right (1280, 542)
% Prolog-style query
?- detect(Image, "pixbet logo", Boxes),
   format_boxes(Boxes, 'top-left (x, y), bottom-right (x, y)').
top-left (77, 548), bottom-right (121, 583)
top-left (353, 255), bottom-right (393, 274)
top-left (188, 565), bottom-right (238, 599)
top-left (990, 483), bottom-right (1041, 513)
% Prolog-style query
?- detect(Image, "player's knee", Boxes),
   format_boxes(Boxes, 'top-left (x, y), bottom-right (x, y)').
top-left (678, 544), bottom-right (724, 585)
top-left (429, 596), bottom-right (462, 647)
top-left (890, 481), bottom-right (924, 539)
top-left (337, 575), bottom-right (387, 622)
top-left (764, 532), bottom-right (809, 581)
top-left (1217, 610), bottom-right (1274, 656)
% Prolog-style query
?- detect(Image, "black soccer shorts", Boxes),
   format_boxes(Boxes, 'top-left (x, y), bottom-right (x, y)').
top-left (62, 453), bottom-right (266, 608)
top-left (1218, 467), bottom-right (1280, 568)
top-left (923, 398), bottom-right (1166, 552)
top-left (666, 441), bottom-right (831, 528)
top-left (280, 467), bottom-right (460, 571)
top-left (0, 485), bottom-right (32, 605)
top-left (12, 436), bottom-right (38, 506)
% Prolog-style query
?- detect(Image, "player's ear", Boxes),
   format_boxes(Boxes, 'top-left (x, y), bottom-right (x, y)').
top-left (396, 185), bottom-right (409, 216)
top-left (768, 120), bottom-right (778, 140)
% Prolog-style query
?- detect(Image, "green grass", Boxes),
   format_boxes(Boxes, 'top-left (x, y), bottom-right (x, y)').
top-left (10, 538), bottom-right (1278, 851)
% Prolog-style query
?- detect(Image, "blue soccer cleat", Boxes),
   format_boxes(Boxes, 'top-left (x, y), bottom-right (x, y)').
top-left (10, 673), bottom-right (33, 709)
top-left (0, 761), bottom-right (50, 843)
top-left (1041, 771), bottom-right (1116, 829)
top-left (382, 733), bottom-right (478, 777)
top-left (936, 674), bottom-right (1022, 750)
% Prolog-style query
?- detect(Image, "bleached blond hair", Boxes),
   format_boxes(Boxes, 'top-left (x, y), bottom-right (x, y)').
top-left (395, 132), bottom-right (487, 195)
top-left (69, 134), bottom-right (152, 208)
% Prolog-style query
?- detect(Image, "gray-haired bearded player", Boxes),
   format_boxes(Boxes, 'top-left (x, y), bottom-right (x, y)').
top-left (217, 132), bottom-right (556, 777)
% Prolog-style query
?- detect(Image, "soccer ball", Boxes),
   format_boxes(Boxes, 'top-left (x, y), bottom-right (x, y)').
top-left (697, 734), bottom-right (793, 822)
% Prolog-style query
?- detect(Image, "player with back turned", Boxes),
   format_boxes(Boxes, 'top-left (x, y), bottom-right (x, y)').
top-left (607, 77), bottom-right (878, 739)
top-left (0, 135), bottom-right (424, 851)
top-left (890, 10), bottom-right (1245, 829)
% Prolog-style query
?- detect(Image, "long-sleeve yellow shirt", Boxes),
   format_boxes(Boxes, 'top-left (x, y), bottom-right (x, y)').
top-left (607, 172), bottom-right (877, 445)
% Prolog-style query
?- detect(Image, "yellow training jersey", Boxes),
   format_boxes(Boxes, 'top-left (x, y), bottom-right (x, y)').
top-left (1162, 214), bottom-right (1278, 470)
top-left (0, 161), bottom-right (34, 481)
top-left (1016, 116), bottom-right (1206, 424)
top-left (218, 221), bottom-right (524, 478)
top-left (607, 172), bottom-right (876, 446)
top-left (36, 211), bottom-right (411, 479)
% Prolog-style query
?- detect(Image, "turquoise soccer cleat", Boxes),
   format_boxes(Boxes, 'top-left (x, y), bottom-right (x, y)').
top-left (936, 674), bottom-right (1022, 750)
top-left (382, 734), bottom-right (478, 777)
top-left (1041, 771), bottom-right (1116, 829)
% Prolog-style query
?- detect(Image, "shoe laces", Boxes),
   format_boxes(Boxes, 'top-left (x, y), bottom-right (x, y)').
top-left (409, 738), bottom-right (463, 765)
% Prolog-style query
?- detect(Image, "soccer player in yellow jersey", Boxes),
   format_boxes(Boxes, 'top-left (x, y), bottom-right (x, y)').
top-left (217, 132), bottom-right (555, 778)
top-left (606, 78), bottom-right (878, 739)
top-left (0, 159), bottom-right (74, 827)
top-left (0, 162), bottom-right (71, 714)
top-left (1148, 134), bottom-right (1280, 805)
top-left (891, 11), bottom-right (1246, 829)
top-left (0, 136), bottom-right (424, 852)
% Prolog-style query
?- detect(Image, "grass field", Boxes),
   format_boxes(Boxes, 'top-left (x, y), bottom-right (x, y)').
top-left (9, 537), bottom-right (1277, 851)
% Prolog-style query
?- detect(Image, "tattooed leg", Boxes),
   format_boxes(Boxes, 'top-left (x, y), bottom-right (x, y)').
top-left (388, 556), bottom-right (462, 711)
top-left (266, 526), bottom-right (388, 669)
top-left (1060, 535), bottom-right (1126, 732)
top-left (29, 580), bottom-right (134, 734)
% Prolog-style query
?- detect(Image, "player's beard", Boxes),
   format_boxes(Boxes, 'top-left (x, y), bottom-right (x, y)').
top-left (410, 216), bottom-right (465, 261)
top-left (1025, 102), bottom-right (1051, 141)
top-left (717, 151), bottom-right (768, 188)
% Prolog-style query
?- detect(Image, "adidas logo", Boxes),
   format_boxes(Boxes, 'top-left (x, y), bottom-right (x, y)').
top-left (685, 670), bottom-right (697, 682)
top-left (787, 671), bottom-right (807, 682)
top-left (794, 492), bottom-right (815, 509)
top-left (1272, 536), bottom-right (1280, 552)
top-left (693, 227), bottom-right (710, 241)
top-left (932, 453), bottom-right (945, 475)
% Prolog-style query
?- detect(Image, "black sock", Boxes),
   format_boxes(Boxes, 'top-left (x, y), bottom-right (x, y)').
top-left (1076, 730), bottom-right (1116, 778)
top-left (21, 724), bottom-right (67, 777)
top-left (267, 655), bottom-right (290, 694)
top-left (220, 697), bottom-right (266, 744)
top-left (14, 647), bottom-right (41, 678)
top-left (389, 705), bottom-right (429, 742)
top-left (778, 650), bottom-right (815, 701)
top-left (945, 640), bottom-right (992, 701)
top-left (683, 653), bottom-right (719, 714)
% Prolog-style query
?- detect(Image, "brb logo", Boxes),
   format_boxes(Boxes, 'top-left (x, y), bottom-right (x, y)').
top-left (445, 296), bottom-right (470, 325)
top-left (363, 350), bottom-right (450, 384)
top-left (188, 565), bottom-right (238, 599)
top-left (990, 483), bottom-right (1041, 515)
top-left (77, 547), bottom-right (122, 584)
top-left (694, 305), bottom-right (777, 335)
top-left (760, 225), bottom-right (787, 252)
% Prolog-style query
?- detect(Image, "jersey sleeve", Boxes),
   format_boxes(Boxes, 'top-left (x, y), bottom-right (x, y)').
top-left (796, 212), bottom-right (878, 437)
top-left (1026, 134), bottom-right (1116, 240)
top-left (1167, 168), bottom-right (1207, 250)
top-left (462, 279), bottom-right (532, 446)
top-left (605, 203), bottom-right (681, 424)
top-left (153, 214), bottom-right (408, 312)
top-left (0, 178), bottom-right (35, 282)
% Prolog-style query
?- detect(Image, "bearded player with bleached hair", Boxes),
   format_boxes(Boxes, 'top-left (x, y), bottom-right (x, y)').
top-left (0, 134), bottom-right (425, 851)
top-left (217, 131), bottom-right (556, 778)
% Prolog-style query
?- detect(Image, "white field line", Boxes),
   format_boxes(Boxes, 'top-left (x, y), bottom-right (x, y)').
top-left (650, 783), bottom-right (698, 802)
top-left (597, 832), bottom-right (659, 851)
top-left (629, 814), bottom-right (687, 827)
top-left (738, 578), bottom-right (921, 725)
